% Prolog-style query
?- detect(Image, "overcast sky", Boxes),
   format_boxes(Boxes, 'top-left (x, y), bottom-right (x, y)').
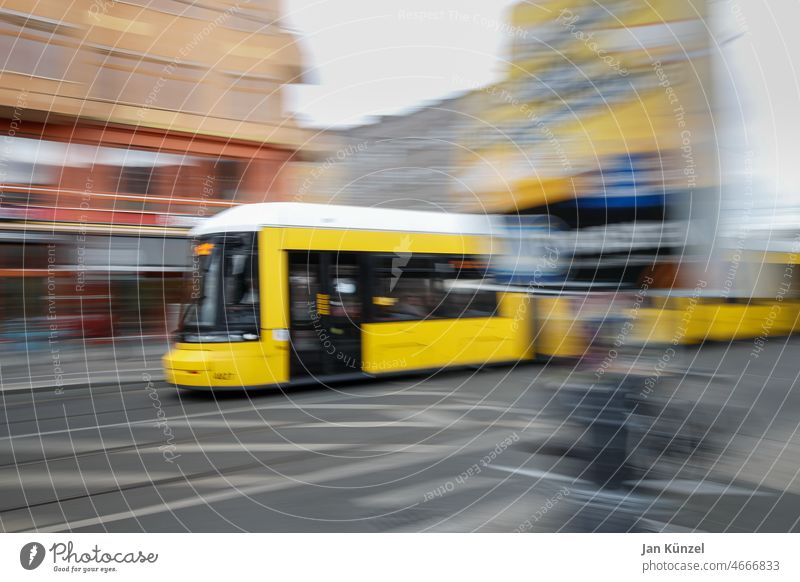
top-left (284, 0), bottom-right (800, 206)
top-left (710, 0), bottom-right (800, 208)
top-left (283, 0), bottom-right (518, 128)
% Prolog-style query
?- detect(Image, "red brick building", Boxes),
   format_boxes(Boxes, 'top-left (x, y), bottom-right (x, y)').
top-left (0, 0), bottom-right (311, 340)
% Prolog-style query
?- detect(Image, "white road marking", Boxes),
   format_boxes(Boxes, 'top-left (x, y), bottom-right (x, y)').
top-left (354, 475), bottom-right (503, 508)
top-left (1, 395), bottom-right (504, 442)
top-left (166, 419), bottom-right (290, 428)
top-left (624, 479), bottom-right (770, 497)
top-left (491, 464), bottom-right (588, 485)
top-left (19, 431), bottom-right (516, 532)
top-left (638, 518), bottom-right (702, 533)
top-left (3, 471), bottom-right (181, 487)
top-left (165, 443), bottom-right (354, 453)
top-left (288, 421), bottom-right (436, 429)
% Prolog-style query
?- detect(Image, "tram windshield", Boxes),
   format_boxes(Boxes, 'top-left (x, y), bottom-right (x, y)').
top-left (179, 232), bottom-right (260, 341)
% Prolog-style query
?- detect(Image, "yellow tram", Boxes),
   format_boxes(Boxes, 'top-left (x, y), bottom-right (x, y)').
top-left (162, 203), bottom-right (537, 390)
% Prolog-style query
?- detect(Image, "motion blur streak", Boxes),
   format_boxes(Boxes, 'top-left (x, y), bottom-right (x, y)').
top-left (2, 0), bottom-right (800, 532)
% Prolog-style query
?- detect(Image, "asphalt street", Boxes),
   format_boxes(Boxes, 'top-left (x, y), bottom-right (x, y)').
top-left (2, 337), bottom-right (800, 532)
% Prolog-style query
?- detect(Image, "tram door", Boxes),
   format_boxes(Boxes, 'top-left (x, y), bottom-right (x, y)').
top-left (288, 252), bottom-right (363, 379)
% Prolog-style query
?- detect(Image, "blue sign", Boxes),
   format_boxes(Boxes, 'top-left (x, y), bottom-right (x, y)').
top-left (576, 153), bottom-right (667, 209)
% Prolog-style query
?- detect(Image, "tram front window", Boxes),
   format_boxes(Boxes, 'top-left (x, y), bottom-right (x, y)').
top-left (179, 232), bottom-right (260, 342)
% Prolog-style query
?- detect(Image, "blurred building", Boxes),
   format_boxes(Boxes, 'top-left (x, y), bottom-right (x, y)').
top-left (452, 0), bottom-right (715, 288)
top-left (0, 0), bottom-right (310, 341)
top-left (309, 1), bottom-right (715, 290)
top-left (303, 93), bottom-right (480, 212)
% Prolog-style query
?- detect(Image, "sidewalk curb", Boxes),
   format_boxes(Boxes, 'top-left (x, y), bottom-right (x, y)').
top-left (0, 371), bottom-right (165, 395)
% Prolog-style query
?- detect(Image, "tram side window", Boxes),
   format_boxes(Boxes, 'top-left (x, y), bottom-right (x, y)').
top-left (371, 257), bottom-right (440, 321)
top-left (434, 256), bottom-right (497, 318)
top-left (371, 255), bottom-right (496, 321)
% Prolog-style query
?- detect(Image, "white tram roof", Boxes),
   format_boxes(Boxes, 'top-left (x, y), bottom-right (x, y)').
top-left (191, 202), bottom-right (495, 237)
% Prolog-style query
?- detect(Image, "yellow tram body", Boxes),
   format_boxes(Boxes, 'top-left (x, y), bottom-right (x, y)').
top-left (163, 203), bottom-right (800, 391)
top-left (163, 203), bottom-right (536, 390)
